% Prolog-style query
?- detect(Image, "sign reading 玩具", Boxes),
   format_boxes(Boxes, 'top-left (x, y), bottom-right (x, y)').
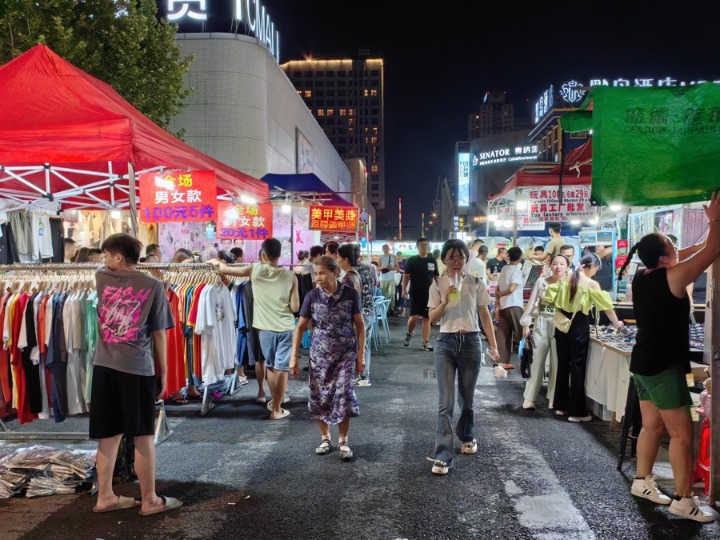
top-left (159, 0), bottom-right (281, 63)
top-left (309, 206), bottom-right (358, 232)
top-left (521, 185), bottom-right (593, 222)
top-left (217, 201), bottom-right (273, 240)
top-left (139, 170), bottom-right (217, 223)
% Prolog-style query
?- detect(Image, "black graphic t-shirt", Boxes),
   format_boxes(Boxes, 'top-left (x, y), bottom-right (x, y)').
top-left (405, 255), bottom-right (439, 295)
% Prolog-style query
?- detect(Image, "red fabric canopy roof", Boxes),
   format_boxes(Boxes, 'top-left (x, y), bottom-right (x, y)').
top-left (0, 45), bottom-right (268, 207)
top-left (488, 140), bottom-right (593, 201)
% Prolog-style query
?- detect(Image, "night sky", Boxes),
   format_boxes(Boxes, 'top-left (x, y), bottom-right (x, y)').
top-left (264, 1), bottom-right (720, 235)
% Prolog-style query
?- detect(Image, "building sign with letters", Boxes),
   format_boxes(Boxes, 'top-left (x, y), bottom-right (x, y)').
top-left (139, 170), bottom-right (217, 223)
top-left (217, 200), bottom-right (273, 240)
top-left (472, 145), bottom-right (538, 168)
top-left (533, 76), bottom-right (720, 124)
top-left (159, 0), bottom-right (281, 63)
top-left (309, 206), bottom-right (358, 231)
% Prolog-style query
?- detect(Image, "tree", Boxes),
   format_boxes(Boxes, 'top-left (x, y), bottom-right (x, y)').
top-left (0, 0), bottom-right (193, 129)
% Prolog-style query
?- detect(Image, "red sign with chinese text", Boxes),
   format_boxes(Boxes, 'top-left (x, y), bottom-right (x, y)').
top-left (309, 206), bottom-right (358, 232)
top-left (217, 201), bottom-right (273, 241)
top-left (139, 170), bottom-right (217, 223)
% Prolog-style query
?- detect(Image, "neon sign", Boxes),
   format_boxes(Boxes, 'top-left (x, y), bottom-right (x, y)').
top-left (472, 146), bottom-right (538, 168)
top-left (458, 153), bottom-right (470, 207)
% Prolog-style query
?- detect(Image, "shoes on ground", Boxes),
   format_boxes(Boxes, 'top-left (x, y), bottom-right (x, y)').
top-left (423, 341), bottom-right (434, 351)
top-left (669, 495), bottom-right (715, 523)
top-left (500, 363), bottom-right (514, 370)
top-left (548, 401), bottom-right (555, 410)
top-left (266, 392), bottom-right (290, 410)
top-left (555, 410), bottom-right (566, 416)
top-left (631, 475), bottom-right (671, 505)
top-left (427, 457), bottom-right (453, 475)
top-left (315, 439), bottom-right (332, 455)
top-left (568, 415), bottom-right (592, 423)
top-left (338, 440), bottom-right (354, 461)
top-left (522, 400), bottom-right (536, 410)
top-left (460, 439), bottom-right (477, 455)
top-left (237, 375), bottom-right (249, 386)
top-left (403, 332), bottom-right (413, 347)
top-left (356, 379), bottom-right (372, 387)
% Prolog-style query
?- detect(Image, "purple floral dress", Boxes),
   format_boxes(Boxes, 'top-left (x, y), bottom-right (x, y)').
top-left (299, 282), bottom-right (361, 424)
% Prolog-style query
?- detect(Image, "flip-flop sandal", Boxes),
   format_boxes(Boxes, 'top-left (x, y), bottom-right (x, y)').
top-left (338, 441), bottom-right (354, 461)
top-left (139, 495), bottom-right (183, 517)
top-left (92, 495), bottom-right (141, 513)
top-left (315, 439), bottom-right (333, 455)
top-left (166, 397), bottom-right (189, 405)
top-left (255, 396), bottom-right (267, 404)
top-left (269, 408), bottom-right (290, 420)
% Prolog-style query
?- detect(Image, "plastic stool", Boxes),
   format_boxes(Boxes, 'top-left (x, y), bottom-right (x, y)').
top-left (693, 417), bottom-right (711, 495)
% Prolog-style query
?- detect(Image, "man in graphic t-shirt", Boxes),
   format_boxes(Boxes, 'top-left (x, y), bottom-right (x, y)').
top-left (90, 233), bottom-right (182, 516)
top-left (401, 238), bottom-right (439, 351)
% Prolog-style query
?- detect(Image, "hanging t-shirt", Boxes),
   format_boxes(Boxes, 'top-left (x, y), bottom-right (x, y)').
top-left (31, 212), bottom-right (54, 260)
top-left (194, 284), bottom-right (237, 385)
top-left (93, 267), bottom-right (174, 377)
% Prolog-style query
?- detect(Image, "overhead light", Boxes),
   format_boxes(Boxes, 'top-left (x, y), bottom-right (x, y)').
top-left (588, 217), bottom-right (599, 225)
top-left (570, 219), bottom-right (581, 225)
top-left (488, 213), bottom-right (498, 222)
top-left (515, 199), bottom-right (528, 210)
top-left (503, 219), bottom-right (514, 228)
top-left (281, 203), bottom-right (292, 214)
top-left (240, 195), bottom-right (257, 205)
top-left (609, 203), bottom-right (622, 212)
top-left (110, 210), bottom-right (122, 219)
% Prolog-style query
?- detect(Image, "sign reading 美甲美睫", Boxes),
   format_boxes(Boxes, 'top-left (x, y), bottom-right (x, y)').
top-left (139, 170), bottom-right (217, 223)
top-left (217, 201), bottom-right (273, 241)
top-left (523, 185), bottom-right (594, 222)
top-left (309, 206), bottom-right (358, 232)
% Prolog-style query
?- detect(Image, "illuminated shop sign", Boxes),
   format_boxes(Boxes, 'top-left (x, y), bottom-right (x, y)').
top-left (161, 0), bottom-right (281, 63)
top-left (458, 152), bottom-right (470, 207)
top-left (533, 76), bottom-right (720, 124)
top-left (471, 146), bottom-right (538, 168)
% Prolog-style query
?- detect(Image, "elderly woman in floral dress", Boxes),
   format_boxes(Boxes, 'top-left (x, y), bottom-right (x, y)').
top-left (290, 256), bottom-right (365, 461)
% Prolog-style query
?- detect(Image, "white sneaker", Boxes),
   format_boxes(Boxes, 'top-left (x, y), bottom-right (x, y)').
top-left (355, 379), bottom-right (372, 387)
top-left (426, 457), bottom-right (453, 475)
top-left (568, 415), bottom-right (592, 423)
top-left (460, 440), bottom-right (478, 455)
top-left (631, 475), bottom-right (672, 505)
top-left (669, 496), bottom-right (715, 523)
top-left (555, 410), bottom-right (566, 416)
top-left (522, 400), bottom-right (536, 410)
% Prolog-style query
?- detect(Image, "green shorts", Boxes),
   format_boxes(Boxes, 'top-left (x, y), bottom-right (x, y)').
top-left (632, 367), bottom-right (692, 410)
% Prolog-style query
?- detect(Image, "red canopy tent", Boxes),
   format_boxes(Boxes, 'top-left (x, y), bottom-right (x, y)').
top-left (0, 44), bottom-right (268, 210)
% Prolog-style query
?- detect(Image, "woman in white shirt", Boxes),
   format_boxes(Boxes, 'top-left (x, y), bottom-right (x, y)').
top-left (520, 254), bottom-right (569, 410)
top-left (426, 239), bottom-right (500, 476)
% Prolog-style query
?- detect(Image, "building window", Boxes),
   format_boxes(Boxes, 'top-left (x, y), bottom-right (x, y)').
top-left (317, 109), bottom-right (325, 117)
top-left (316, 81), bottom-right (324, 87)
top-left (338, 80), bottom-right (346, 87)
top-left (327, 80), bottom-right (335, 87)
top-left (293, 71), bottom-right (301, 78)
top-left (327, 71), bottom-right (335, 77)
top-left (370, 89), bottom-right (378, 97)
top-left (317, 71), bottom-right (325, 77)
top-left (327, 109), bottom-right (334, 116)
top-left (338, 90), bottom-right (346, 97)
top-left (371, 165), bottom-right (379, 173)
top-left (316, 90), bottom-right (324, 97)
top-left (304, 71), bottom-right (312, 77)
top-left (371, 70), bottom-right (379, 76)
top-left (371, 108), bottom-right (378, 115)
top-left (304, 90), bottom-right (312, 98)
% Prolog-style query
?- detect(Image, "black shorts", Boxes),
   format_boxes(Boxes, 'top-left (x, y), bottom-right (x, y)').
top-left (410, 289), bottom-right (430, 318)
top-left (89, 365), bottom-right (157, 439)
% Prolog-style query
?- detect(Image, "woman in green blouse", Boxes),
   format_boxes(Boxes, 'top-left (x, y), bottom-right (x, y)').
top-left (545, 253), bottom-right (624, 422)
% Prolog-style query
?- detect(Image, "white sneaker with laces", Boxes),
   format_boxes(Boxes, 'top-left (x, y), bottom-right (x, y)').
top-left (461, 440), bottom-right (478, 455)
top-left (630, 475), bottom-right (671, 505)
top-left (669, 496), bottom-right (715, 523)
top-left (356, 379), bottom-right (372, 387)
top-left (568, 415), bottom-right (592, 423)
top-left (426, 457), bottom-right (453, 475)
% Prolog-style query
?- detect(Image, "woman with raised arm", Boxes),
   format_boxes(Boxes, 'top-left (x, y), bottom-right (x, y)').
top-left (622, 193), bottom-right (720, 523)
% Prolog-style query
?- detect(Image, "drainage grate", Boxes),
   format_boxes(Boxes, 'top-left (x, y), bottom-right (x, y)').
top-left (423, 368), bottom-right (436, 379)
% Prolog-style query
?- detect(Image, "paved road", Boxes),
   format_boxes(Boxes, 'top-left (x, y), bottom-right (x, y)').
top-left (1, 316), bottom-right (718, 539)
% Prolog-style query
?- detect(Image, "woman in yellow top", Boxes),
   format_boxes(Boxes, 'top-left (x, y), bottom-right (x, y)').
top-left (545, 252), bottom-right (623, 422)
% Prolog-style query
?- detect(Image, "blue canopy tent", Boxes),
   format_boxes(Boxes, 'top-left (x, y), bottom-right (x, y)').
top-left (261, 172), bottom-right (354, 206)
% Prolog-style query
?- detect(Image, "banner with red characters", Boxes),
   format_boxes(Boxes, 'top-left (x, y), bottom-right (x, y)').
top-left (139, 170), bottom-right (217, 223)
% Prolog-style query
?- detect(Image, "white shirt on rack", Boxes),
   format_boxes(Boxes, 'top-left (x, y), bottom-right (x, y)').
top-left (194, 284), bottom-right (237, 386)
top-left (32, 212), bottom-right (54, 259)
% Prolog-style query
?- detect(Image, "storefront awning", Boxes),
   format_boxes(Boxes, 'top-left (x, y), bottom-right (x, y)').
top-left (262, 173), bottom-right (354, 206)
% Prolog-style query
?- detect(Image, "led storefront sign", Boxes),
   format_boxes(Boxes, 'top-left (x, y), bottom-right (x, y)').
top-left (471, 145), bottom-right (538, 168)
top-left (533, 76), bottom-right (720, 124)
top-left (162, 0), bottom-right (281, 63)
top-left (458, 152), bottom-right (470, 207)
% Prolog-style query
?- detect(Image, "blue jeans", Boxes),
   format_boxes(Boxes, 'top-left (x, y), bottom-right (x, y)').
top-left (433, 332), bottom-right (483, 464)
top-left (361, 314), bottom-right (374, 380)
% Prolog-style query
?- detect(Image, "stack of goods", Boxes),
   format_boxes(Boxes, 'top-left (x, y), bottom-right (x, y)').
top-left (0, 446), bottom-right (95, 498)
top-left (590, 324), bottom-right (637, 352)
top-left (690, 323), bottom-right (704, 351)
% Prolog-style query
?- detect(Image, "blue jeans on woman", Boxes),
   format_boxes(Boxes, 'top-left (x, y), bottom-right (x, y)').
top-left (433, 332), bottom-right (483, 464)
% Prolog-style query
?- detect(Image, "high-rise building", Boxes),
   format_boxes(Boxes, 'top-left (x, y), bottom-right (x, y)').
top-left (281, 55), bottom-right (386, 210)
top-left (467, 92), bottom-right (516, 140)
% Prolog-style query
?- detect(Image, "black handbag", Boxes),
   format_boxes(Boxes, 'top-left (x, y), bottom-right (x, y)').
top-left (520, 332), bottom-right (534, 379)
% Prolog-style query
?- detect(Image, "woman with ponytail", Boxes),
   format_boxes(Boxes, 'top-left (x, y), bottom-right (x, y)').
top-left (624, 194), bottom-right (720, 523)
top-left (545, 253), bottom-right (624, 423)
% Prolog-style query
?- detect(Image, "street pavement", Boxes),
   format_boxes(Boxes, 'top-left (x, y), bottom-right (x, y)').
top-left (1, 316), bottom-right (718, 540)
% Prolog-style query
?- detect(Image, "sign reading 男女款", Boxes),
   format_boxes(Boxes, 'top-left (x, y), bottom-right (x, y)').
top-left (139, 170), bottom-right (217, 223)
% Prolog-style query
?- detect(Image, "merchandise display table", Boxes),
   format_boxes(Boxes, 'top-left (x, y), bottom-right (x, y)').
top-left (586, 338), bottom-right (631, 422)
